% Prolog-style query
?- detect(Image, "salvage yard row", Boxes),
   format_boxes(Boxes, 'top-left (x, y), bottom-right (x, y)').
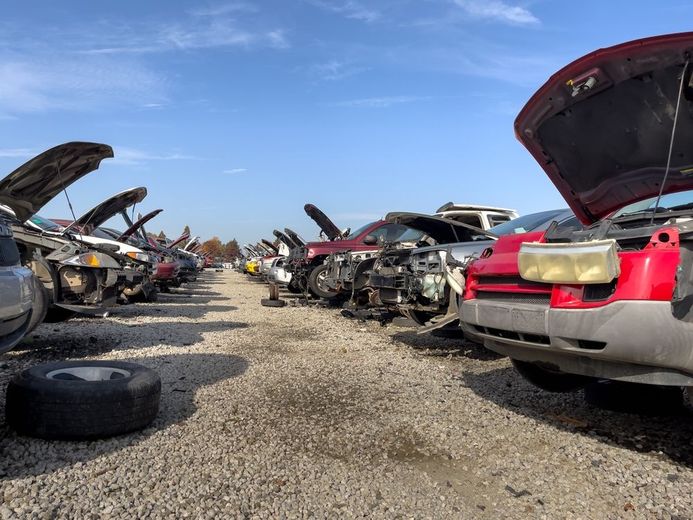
top-left (0, 271), bottom-right (690, 518)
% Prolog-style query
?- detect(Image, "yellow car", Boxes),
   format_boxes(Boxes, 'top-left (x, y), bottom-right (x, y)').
top-left (245, 259), bottom-right (260, 276)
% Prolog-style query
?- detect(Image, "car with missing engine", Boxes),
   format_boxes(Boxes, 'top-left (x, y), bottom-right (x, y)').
top-left (459, 32), bottom-right (693, 403)
top-left (0, 142), bottom-right (143, 322)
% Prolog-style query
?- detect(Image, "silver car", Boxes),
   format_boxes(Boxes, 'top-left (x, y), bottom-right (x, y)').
top-left (0, 221), bottom-right (42, 353)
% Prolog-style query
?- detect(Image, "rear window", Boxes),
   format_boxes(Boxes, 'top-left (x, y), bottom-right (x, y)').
top-left (489, 210), bottom-right (568, 236)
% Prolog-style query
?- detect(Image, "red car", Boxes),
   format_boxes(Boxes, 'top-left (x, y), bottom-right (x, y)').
top-left (460, 32), bottom-right (693, 401)
top-left (286, 204), bottom-right (418, 298)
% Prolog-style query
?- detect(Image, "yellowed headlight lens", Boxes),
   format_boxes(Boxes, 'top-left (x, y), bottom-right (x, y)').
top-left (518, 239), bottom-right (620, 284)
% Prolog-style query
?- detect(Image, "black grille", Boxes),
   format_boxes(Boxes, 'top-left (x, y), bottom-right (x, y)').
top-left (0, 237), bottom-right (20, 267)
top-left (476, 276), bottom-right (547, 290)
top-left (473, 325), bottom-right (550, 345)
top-left (583, 280), bottom-right (617, 302)
top-left (476, 291), bottom-right (551, 305)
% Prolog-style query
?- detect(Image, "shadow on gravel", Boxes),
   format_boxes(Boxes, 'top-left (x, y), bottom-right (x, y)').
top-left (390, 331), bottom-right (502, 361)
top-left (464, 367), bottom-right (693, 467)
top-left (0, 353), bottom-right (249, 479)
top-left (114, 304), bottom-right (239, 320)
top-left (11, 320), bottom-right (249, 362)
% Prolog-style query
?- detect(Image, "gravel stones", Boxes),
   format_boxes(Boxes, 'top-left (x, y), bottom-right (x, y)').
top-left (0, 270), bottom-right (691, 518)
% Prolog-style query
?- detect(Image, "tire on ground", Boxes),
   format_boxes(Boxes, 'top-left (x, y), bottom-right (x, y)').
top-left (308, 264), bottom-right (339, 300)
top-left (6, 360), bottom-right (161, 440)
top-left (261, 298), bottom-right (286, 307)
top-left (511, 359), bottom-right (589, 393)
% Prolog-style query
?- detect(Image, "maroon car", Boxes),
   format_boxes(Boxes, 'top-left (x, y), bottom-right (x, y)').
top-left (286, 204), bottom-right (421, 298)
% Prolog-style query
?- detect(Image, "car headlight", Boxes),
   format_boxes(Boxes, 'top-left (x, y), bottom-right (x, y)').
top-left (126, 251), bottom-right (152, 263)
top-left (62, 252), bottom-right (121, 269)
top-left (518, 239), bottom-right (620, 284)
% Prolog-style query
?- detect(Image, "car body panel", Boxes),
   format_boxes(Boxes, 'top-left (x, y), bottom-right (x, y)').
top-left (63, 187), bottom-right (147, 235)
top-left (515, 31), bottom-right (693, 223)
top-left (0, 142), bottom-right (113, 222)
top-left (304, 203), bottom-right (343, 241)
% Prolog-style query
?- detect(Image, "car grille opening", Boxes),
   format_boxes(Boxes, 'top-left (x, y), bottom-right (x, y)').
top-left (577, 339), bottom-right (607, 350)
top-left (583, 280), bottom-right (617, 302)
top-left (476, 291), bottom-right (551, 305)
top-left (473, 325), bottom-right (550, 345)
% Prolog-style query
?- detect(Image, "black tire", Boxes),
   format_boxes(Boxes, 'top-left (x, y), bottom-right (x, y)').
top-left (511, 359), bottom-right (589, 393)
top-left (409, 310), bottom-right (437, 326)
top-left (27, 277), bottom-right (49, 333)
top-left (6, 361), bottom-right (161, 440)
top-left (261, 298), bottom-right (286, 308)
top-left (287, 281), bottom-right (302, 294)
top-left (43, 307), bottom-right (77, 323)
top-left (308, 264), bottom-right (339, 300)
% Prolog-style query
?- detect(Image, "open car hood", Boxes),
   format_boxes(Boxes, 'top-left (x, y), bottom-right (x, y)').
top-left (184, 236), bottom-right (200, 251)
top-left (304, 204), bottom-right (342, 241)
top-left (273, 229), bottom-right (297, 249)
top-left (117, 209), bottom-right (163, 241)
top-left (166, 232), bottom-right (190, 249)
top-left (284, 228), bottom-right (305, 247)
top-left (385, 212), bottom-right (496, 244)
top-left (516, 32), bottom-right (693, 223)
top-left (0, 142), bottom-right (113, 222)
top-left (64, 187), bottom-right (147, 235)
top-left (261, 239), bottom-right (279, 254)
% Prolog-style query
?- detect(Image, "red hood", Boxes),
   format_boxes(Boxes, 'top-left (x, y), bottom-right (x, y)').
top-left (516, 32), bottom-right (693, 223)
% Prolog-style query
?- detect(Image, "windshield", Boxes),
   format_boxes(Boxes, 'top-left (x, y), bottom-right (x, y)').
top-left (613, 190), bottom-right (693, 217)
top-left (488, 209), bottom-right (569, 236)
top-left (344, 222), bottom-right (375, 239)
top-left (28, 214), bottom-right (64, 232)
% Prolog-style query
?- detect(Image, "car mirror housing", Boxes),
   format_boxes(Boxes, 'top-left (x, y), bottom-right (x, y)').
top-left (363, 235), bottom-right (378, 245)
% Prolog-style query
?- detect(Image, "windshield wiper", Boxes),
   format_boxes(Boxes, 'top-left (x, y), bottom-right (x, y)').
top-left (666, 202), bottom-right (693, 212)
top-left (615, 207), bottom-right (669, 219)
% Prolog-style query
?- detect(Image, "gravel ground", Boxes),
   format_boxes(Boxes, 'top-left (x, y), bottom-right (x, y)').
top-left (0, 270), bottom-right (692, 519)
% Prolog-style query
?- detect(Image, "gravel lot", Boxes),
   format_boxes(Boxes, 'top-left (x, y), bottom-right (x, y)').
top-left (0, 270), bottom-right (692, 519)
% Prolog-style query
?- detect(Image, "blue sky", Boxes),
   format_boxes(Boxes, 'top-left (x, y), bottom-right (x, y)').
top-left (1, 1), bottom-right (692, 245)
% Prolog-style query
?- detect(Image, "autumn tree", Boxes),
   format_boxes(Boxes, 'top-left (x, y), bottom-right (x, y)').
top-left (223, 239), bottom-right (240, 260)
top-left (201, 236), bottom-right (223, 259)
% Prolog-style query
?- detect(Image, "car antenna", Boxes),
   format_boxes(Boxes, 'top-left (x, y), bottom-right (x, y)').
top-left (56, 150), bottom-right (83, 243)
top-left (650, 58), bottom-right (690, 225)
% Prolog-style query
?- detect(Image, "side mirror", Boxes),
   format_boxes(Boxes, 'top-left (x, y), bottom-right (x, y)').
top-left (363, 235), bottom-right (378, 245)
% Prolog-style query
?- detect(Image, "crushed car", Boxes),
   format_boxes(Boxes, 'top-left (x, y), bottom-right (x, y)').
top-left (459, 32), bottom-right (693, 401)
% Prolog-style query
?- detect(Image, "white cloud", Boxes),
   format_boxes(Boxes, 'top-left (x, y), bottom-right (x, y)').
top-left (189, 2), bottom-right (258, 17)
top-left (223, 168), bottom-right (248, 174)
top-left (306, 1), bottom-right (380, 22)
top-left (331, 95), bottom-right (429, 108)
top-left (308, 59), bottom-right (368, 81)
top-left (79, 11), bottom-right (289, 54)
top-left (0, 148), bottom-right (34, 158)
top-left (113, 147), bottom-right (199, 166)
top-left (453, 0), bottom-right (539, 25)
top-left (0, 58), bottom-right (166, 114)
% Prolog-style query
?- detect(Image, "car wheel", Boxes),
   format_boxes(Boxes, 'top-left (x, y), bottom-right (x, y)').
top-left (409, 310), bottom-right (437, 326)
top-left (6, 361), bottom-right (161, 440)
top-left (261, 298), bottom-right (286, 308)
top-left (308, 264), bottom-right (339, 300)
top-left (26, 277), bottom-right (49, 334)
top-left (511, 359), bottom-right (588, 393)
top-left (287, 280), bottom-right (302, 294)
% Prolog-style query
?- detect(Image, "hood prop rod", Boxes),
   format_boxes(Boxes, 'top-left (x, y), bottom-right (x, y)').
top-left (651, 59), bottom-right (690, 225)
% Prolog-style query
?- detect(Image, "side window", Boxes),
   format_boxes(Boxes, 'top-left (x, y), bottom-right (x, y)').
top-left (446, 214), bottom-right (483, 228)
top-left (488, 215), bottom-right (511, 227)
